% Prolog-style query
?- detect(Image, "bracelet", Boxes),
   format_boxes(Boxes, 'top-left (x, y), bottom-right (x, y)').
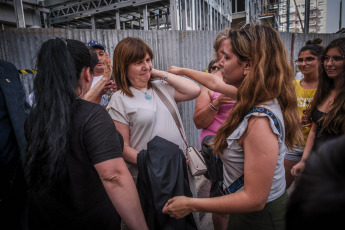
top-left (163, 71), bottom-right (168, 81)
top-left (210, 101), bottom-right (219, 111)
top-left (208, 104), bottom-right (217, 112)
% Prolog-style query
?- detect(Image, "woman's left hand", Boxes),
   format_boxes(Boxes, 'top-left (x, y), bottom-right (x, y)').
top-left (162, 196), bottom-right (192, 219)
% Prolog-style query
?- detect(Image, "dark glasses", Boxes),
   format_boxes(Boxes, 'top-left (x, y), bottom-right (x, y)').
top-left (211, 66), bottom-right (221, 71)
top-left (321, 55), bottom-right (345, 63)
top-left (295, 57), bottom-right (316, 65)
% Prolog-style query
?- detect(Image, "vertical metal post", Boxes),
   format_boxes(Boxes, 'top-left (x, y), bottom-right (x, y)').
top-left (143, 5), bottom-right (149, 30)
top-left (116, 10), bottom-right (121, 29)
top-left (43, 12), bottom-right (48, 28)
top-left (182, 0), bottom-right (187, 30)
top-left (246, 0), bottom-right (250, 23)
top-left (191, 0), bottom-right (196, 30)
top-left (91, 15), bottom-right (96, 29)
top-left (209, 3), bottom-right (213, 31)
top-left (287, 0), bottom-right (290, 32)
top-left (165, 7), bottom-right (169, 29)
top-left (170, 0), bottom-right (178, 30)
top-left (340, 0), bottom-right (343, 30)
top-left (14, 0), bottom-right (26, 28)
top-left (304, 0), bottom-right (310, 33)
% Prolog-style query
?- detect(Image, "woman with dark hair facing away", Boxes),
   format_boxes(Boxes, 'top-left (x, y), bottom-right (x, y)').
top-left (291, 37), bottom-right (345, 177)
top-left (25, 38), bottom-right (148, 230)
top-left (163, 23), bottom-right (302, 229)
top-left (284, 38), bottom-right (324, 189)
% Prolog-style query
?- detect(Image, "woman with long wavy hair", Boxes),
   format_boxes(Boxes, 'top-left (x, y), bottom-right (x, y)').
top-left (284, 38), bottom-right (324, 189)
top-left (25, 38), bottom-right (147, 230)
top-left (291, 37), bottom-right (345, 177)
top-left (163, 23), bottom-right (302, 229)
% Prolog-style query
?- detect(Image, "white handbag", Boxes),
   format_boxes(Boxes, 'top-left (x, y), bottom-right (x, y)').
top-left (153, 84), bottom-right (207, 176)
top-left (186, 146), bottom-right (207, 176)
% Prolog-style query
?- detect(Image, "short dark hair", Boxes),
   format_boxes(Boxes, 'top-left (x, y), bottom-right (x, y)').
top-left (113, 37), bottom-right (154, 97)
top-left (207, 59), bottom-right (219, 73)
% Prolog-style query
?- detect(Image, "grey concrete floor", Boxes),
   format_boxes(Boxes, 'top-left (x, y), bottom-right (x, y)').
top-left (196, 176), bottom-right (214, 230)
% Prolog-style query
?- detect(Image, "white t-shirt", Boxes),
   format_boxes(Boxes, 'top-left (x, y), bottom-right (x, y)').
top-left (295, 71), bottom-right (304, 80)
top-left (91, 75), bottom-right (103, 88)
top-left (107, 80), bottom-right (186, 179)
top-left (107, 80), bottom-right (199, 227)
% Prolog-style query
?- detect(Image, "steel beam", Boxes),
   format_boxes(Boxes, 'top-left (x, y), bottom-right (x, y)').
top-left (13, 0), bottom-right (26, 28)
top-left (49, 0), bottom-right (165, 24)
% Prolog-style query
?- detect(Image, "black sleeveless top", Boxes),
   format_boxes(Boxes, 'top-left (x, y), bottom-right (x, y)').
top-left (311, 109), bottom-right (340, 151)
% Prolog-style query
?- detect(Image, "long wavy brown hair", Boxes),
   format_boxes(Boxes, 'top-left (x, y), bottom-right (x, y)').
top-left (305, 37), bottom-right (345, 135)
top-left (213, 23), bottom-right (303, 154)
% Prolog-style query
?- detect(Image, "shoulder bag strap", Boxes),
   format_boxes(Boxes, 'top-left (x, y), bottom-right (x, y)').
top-left (222, 106), bottom-right (281, 195)
top-left (152, 84), bottom-right (189, 147)
top-left (247, 107), bottom-right (281, 134)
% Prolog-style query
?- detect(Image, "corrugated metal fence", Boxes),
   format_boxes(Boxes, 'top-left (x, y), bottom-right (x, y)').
top-left (0, 29), bottom-right (344, 147)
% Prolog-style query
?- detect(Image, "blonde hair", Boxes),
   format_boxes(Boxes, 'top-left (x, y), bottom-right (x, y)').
top-left (214, 24), bottom-right (303, 154)
top-left (213, 28), bottom-right (230, 60)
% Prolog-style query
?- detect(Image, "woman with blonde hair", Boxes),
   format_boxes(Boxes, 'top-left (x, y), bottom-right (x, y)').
top-left (213, 28), bottom-right (230, 59)
top-left (163, 23), bottom-right (302, 229)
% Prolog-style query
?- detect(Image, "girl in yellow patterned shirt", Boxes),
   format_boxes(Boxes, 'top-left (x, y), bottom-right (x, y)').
top-left (284, 38), bottom-right (324, 189)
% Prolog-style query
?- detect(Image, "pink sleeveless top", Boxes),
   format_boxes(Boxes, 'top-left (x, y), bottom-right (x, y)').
top-left (200, 92), bottom-right (235, 146)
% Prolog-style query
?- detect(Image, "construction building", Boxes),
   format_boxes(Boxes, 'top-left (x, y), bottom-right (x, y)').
top-left (1, 0), bottom-right (344, 33)
top-left (0, 0), bottom-right (232, 30)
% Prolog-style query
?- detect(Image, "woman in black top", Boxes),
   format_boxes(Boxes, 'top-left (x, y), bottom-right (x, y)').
top-left (292, 37), bottom-right (345, 177)
top-left (25, 38), bottom-right (148, 230)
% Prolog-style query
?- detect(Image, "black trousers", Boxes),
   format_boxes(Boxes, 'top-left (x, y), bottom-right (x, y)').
top-left (0, 163), bottom-right (28, 230)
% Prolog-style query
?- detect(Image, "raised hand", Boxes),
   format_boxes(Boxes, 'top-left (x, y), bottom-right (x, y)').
top-left (167, 66), bottom-right (184, 75)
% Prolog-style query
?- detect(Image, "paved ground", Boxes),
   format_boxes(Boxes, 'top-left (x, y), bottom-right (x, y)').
top-left (196, 176), bottom-right (214, 230)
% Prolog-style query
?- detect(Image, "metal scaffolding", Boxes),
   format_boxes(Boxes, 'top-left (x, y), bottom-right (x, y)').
top-left (46, 0), bottom-right (232, 30)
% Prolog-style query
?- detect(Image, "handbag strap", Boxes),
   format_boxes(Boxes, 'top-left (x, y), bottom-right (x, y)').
top-left (152, 84), bottom-right (189, 147)
top-left (222, 107), bottom-right (281, 195)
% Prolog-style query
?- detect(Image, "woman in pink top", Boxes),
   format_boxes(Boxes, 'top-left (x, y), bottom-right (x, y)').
top-left (198, 90), bottom-right (235, 145)
top-left (194, 59), bottom-right (236, 146)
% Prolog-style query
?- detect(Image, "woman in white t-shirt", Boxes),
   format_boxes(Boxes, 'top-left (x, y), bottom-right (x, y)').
top-left (106, 38), bottom-right (200, 227)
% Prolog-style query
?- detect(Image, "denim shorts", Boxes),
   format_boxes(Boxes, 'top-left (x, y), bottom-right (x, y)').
top-left (284, 146), bottom-right (304, 162)
top-left (227, 191), bottom-right (288, 230)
